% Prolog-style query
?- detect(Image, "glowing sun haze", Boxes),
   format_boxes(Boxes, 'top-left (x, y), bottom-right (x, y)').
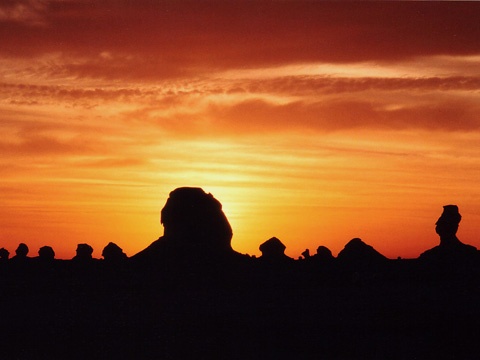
top-left (2, 1), bottom-right (480, 259)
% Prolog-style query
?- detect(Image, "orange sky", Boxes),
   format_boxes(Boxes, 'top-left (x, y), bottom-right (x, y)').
top-left (1, 1), bottom-right (480, 259)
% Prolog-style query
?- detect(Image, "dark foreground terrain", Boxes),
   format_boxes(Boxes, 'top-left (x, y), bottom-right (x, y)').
top-left (1, 258), bottom-right (480, 359)
top-left (2, 189), bottom-right (479, 359)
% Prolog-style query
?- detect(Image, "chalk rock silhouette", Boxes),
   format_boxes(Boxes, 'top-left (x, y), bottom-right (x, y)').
top-left (11, 243), bottom-right (29, 262)
top-left (259, 237), bottom-right (293, 263)
top-left (132, 187), bottom-right (237, 264)
top-left (102, 242), bottom-right (127, 262)
top-left (337, 238), bottom-right (386, 266)
top-left (314, 245), bottom-right (335, 262)
top-left (301, 249), bottom-right (310, 259)
top-left (73, 243), bottom-right (94, 261)
top-left (420, 205), bottom-right (477, 260)
top-left (0, 248), bottom-right (9, 261)
top-left (162, 187), bottom-right (233, 250)
top-left (16, 243), bottom-right (29, 257)
top-left (38, 246), bottom-right (55, 261)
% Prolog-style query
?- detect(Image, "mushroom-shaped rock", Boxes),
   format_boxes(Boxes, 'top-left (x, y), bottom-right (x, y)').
top-left (259, 237), bottom-right (293, 263)
top-left (420, 205), bottom-right (477, 261)
top-left (435, 205), bottom-right (462, 244)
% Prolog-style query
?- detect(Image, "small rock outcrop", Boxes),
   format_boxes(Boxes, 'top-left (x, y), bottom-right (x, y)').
top-left (38, 246), bottom-right (55, 261)
top-left (73, 243), bottom-right (94, 261)
top-left (314, 246), bottom-right (335, 262)
top-left (102, 242), bottom-right (127, 263)
top-left (0, 248), bottom-right (9, 261)
top-left (337, 238), bottom-right (387, 267)
top-left (259, 237), bottom-right (293, 263)
top-left (11, 243), bottom-right (29, 262)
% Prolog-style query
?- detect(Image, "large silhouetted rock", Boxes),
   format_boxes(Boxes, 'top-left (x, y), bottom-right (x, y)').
top-left (337, 238), bottom-right (387, 267)
top-left (162, 187), bottom-right (233, 250)
top-left (132, 187), bottom-right (239, 266)
top-left (420, 205), bottom-right (477, 261)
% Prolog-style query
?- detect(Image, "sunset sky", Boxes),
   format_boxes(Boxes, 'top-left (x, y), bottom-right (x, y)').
top-left (1, 1), bottom-right (480, 259)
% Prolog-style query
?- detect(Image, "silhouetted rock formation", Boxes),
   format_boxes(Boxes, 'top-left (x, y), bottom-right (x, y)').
top-left (337, 238), bottom-right (387, 268)
top-left (161, 187), bottom-right (233, 251)
top-left (314, 245), bottom-right (335, 262)
top-left (420, 205), bottom-right (478, 261)
top-left (131, 187), bottom-right (240, 267)
top-left (38, 246), bottom-right (55, 261)
top-left (301, 248), bottom-right (310, 259)
top-left (102, 242), bottom-right (127, 263)
top-left (73, 243), bottom-right (94, 261)
top-left (0, 247), bottom-right (9, 261)
top-left (259, 237), bottom-right (293, 263)
top-left (11, 243), bottom-right (29, 262)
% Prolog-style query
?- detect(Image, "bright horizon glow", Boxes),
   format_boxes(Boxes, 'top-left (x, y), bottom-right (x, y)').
top-left (1, 1), bottom-right (480, 260)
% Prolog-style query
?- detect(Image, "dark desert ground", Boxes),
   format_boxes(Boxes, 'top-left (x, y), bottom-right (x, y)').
top-left (2, 187), bottom-right (480, 359)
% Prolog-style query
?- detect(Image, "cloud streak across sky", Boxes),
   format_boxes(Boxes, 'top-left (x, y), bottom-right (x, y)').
top-left (1, 1), bottom-right (480, 259)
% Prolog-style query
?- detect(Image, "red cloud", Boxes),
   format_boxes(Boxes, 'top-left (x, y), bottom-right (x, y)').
top-left (1, 2), bottom-right (479, 79)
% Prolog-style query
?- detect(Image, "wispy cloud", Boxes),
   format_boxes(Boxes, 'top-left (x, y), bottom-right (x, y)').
top-left (3, 67), bottom-right (480, 138)
top-left (0, 0), bottom-right (47, 26)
